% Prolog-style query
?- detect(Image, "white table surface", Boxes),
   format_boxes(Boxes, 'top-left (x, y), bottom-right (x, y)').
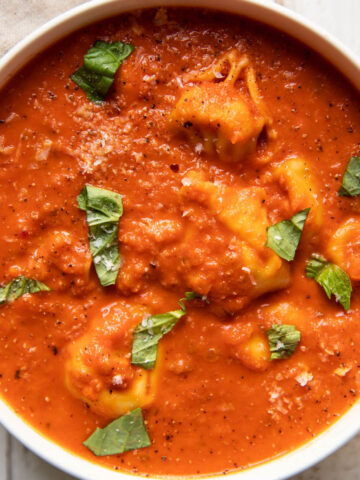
top-left (0, 0), bottom-right (360, 479)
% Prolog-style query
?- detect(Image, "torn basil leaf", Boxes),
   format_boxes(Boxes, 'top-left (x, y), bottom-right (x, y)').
top-left (0, 276), bottom-right (50, 305)
top-left (266, 208), bottom-right (310, 261)
top-left (184, 291), bottom-right (202, 300)
top-left (338, 156), bottom-right (360, 196)
top-left (267, 324), bottom-right (301, 360)
top-left (132, 300), bottom-right (186, 370)
top-left (71, 40), bottom-right (135, 103)
top-left (77, 185), bottom-right (123, 287)
top-left (306, 254), bottom-right (352, 310)
top-left (70, 67), bottom-right (112, 103)
top-left (183, 291), bottom-right (209, 303)
top-left (84, 408), bottom-right (150, 456)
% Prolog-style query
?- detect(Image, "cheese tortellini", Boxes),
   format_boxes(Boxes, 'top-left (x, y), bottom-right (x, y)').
top-left (222, 322), bottom-right (270, 371)
top-left (168, 171), bottom-right (290, 313)
top-left (272, 157), bottom-right (323, 234)
top-left (169, 49), bottom-right (274, 162)
top-left (327, 217), bottom-right (360, 281)
top-left (65, 301), bottom-right (159, 417)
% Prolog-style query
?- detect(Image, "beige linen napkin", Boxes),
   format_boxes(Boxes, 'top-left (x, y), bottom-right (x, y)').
top-left (0, 0), bottom-right (88, 57)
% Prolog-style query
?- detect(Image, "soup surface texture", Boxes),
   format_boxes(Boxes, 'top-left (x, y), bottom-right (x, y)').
top-left (0, 7), bottom-right (360, 476)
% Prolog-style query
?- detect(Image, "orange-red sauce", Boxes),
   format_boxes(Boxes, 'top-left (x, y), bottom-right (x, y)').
top-left (0, 7), bottom-right (359, 476)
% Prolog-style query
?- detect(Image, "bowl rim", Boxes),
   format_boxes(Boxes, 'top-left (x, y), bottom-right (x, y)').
top-left (0, 1), bottom-right (360, 480)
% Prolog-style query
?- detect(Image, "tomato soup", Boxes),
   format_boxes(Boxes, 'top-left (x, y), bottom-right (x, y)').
top-left (0, 6), bottom-right (359, 477)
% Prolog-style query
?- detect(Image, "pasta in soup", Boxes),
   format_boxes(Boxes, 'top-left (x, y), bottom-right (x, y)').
top-left (0, 6), bottom-right (359, 477)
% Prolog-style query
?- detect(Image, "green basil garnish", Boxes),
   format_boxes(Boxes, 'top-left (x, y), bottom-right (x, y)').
top-left (338, 156), bottom-right (360, 196)
top-left (132, 300), bottom-right (186, 370)
top-left (183, 291), bottom-right (209, 303)
top-left (71, 40), bottom-right (135, 103)
top-left (84, 408), bottom-right (150, 456)
top-left (0, 276), bottom-right (50, 305)
top-left (267, 324), bottom-right (301, 360)
top-left (77, 185), bottom-right (123, 287)
top-left (184, 291), bottom-right (202, 300)
top-left (266, 208), bottom-right (310, 261)
top-left (306, 254), bottom-right (352, 311)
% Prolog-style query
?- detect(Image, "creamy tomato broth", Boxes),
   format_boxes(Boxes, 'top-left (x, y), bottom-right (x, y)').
top-left (0, 7), bottom-right (360, 476)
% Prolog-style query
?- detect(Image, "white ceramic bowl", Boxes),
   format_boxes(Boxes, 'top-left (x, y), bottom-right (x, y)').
top-left (0, 1), bottom-right (360, 479)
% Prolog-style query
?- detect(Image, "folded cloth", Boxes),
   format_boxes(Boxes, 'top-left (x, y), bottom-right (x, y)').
top-left (0, 0), bottom-right (87, 57)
